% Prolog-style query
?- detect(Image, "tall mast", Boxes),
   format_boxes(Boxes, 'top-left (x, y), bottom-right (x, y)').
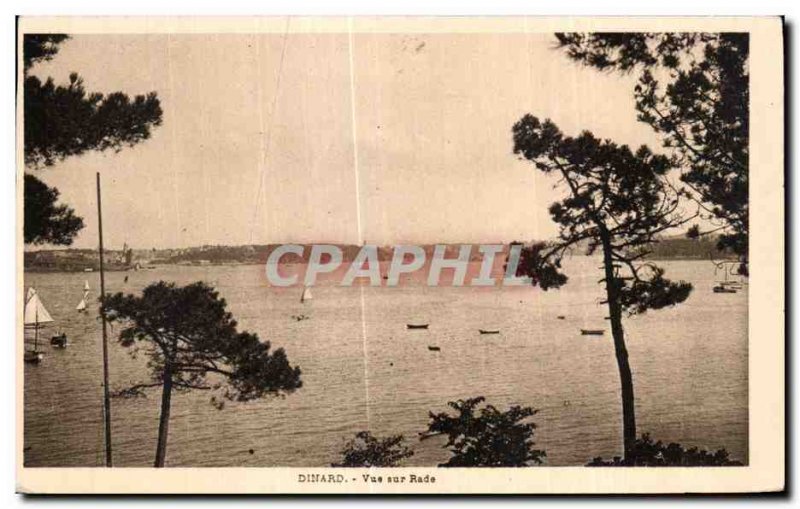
top-left (97, 172), bottom-right (113, 467)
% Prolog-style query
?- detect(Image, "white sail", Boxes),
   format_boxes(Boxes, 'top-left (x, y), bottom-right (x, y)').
top-left (301, 286), bottom-right (313, 303)
top-left (24, 288), bottom-right (54, 326)
top-left (76, 282), bottom-right (90, 312)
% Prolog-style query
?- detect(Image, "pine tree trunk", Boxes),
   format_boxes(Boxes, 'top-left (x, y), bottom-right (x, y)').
top-left (598, 227), bottom-right (637, 462)
top-left (154, 362), bottom-right (173, 468)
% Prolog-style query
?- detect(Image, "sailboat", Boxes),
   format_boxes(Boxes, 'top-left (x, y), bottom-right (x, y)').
top-left (76, 280), bottom-right (90, 313)
top-left (24, 288), bottom-right (53, 363)
top-left (300, 286), bottom-right (313, 303)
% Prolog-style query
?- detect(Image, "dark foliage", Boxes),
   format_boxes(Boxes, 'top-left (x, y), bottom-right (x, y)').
top-left (555, 33), bottom-right (748, 270)
top-left (587, 434), bottom-right (742, 466)
top-left (511, 115), bottom-right (693, 316)
top-left (104, 281), bottom-right (301, 466)
top-left (427, 397), bottom-right (545, 467)
top-left (512, 115), bottom-right (694, 460)
top-left (616, 266), bottom-right (692, 315)
top-left (23, 34), bottom-right (163, 244)
top-left (24, 173), bottom-right (84, 245)
top-left (686, 224), bottom-right (701, 239)
top-left (24, 73), bottom-right (163, 168)
top-left (513, 241), bottom-right (569, 290)
top-left (332, 431), bottom-right (414, 467)
top-left (105, 281), bottom-right (302, 402)
top-left (23, 34), bottom-right (70, 71)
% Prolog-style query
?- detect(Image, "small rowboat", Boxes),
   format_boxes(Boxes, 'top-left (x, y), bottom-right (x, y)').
top-left (418, 430), bottom-right (443, 440)
top-left (407, 324), bottom-right (429, 330)
top-left (713, 285), bottom-right (737, 294)
top-left (427, 346), bottom-right (441, 351)
top-left (580, 329), bottom-right (604, 336)
top-left (479, 329), bottom-right (500, 335)
top-left (24, 351), bottom-right (44, 364)
top-left (50, 333), bottom-right (68, 348)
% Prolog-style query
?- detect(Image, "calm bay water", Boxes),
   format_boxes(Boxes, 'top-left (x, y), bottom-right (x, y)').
top-left (23, 258), bottom-right (747, 467)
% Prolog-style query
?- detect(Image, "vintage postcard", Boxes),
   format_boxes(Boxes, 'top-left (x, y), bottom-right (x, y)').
top-left (16, 16), bottom-right (784, 494)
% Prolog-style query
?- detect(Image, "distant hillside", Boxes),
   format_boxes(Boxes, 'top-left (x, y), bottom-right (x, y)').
top-left (157, 244), bottom-right (502, 265)
top-left (646, 235), bottom-right (737, 260)
top-left (540, 234), bottom-right (736, 261)
top-left (24, 248), bottom-right (132, 272)
top-left (24, 236), bottom-right (737, 272)
top-left (24, 243), bottom-right (513, 272)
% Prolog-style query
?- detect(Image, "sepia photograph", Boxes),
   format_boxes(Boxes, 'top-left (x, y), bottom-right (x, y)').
top-left (14, 16), bottom-right (784, 494)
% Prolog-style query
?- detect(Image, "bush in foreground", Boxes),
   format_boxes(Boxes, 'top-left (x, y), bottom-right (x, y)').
top-left (587, 434), bottom-right (743, 466)
top-left (427, 396), bottom-right (545, 467)
top-left (333, 431), bottom-right (414, 467)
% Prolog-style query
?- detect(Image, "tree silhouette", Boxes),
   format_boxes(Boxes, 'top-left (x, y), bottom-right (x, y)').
top-left (23, 174), bottom-right (84, 245)
top-left (426, 397), bottom-right (545, 467)
top-left (511, 115), bottom-right (694, 461)
top-left (554, 33), bottom-right (748, 273)
top-left (104, 281), bottom-right (302, 467)
top-left (23, 35), bottom-right (163, 244)
top-left (332, 431), bottom-right (414, 467)
top-left (23, 34), bottom-right (70, 72)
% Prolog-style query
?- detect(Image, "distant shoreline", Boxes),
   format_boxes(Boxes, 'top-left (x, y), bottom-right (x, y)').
top-left (23, 237), bottom-right (737, 273)
top-left (22, 261), bottom-right (262, 274)
top-left (23, 256), bottom-right (739, 274)
top-left (645, 255), bottom-right (739, 262)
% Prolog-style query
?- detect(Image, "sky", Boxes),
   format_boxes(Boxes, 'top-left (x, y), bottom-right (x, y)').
top-left (27, 32), bottom-right (668, 250)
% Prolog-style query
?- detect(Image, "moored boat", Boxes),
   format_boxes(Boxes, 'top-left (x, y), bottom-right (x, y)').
top-left (76, 280), bottom-right (90, 313)
top-left (407, 324), bottom-right (429, 330)
top-left (24, 350), bottom-right (44, 364)
top-left (50, 332), bottom-right (68, 348)
top-left (580, 329), bottom-right (604, 336)
top-left (24, 288), bottom-right (53, 362)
